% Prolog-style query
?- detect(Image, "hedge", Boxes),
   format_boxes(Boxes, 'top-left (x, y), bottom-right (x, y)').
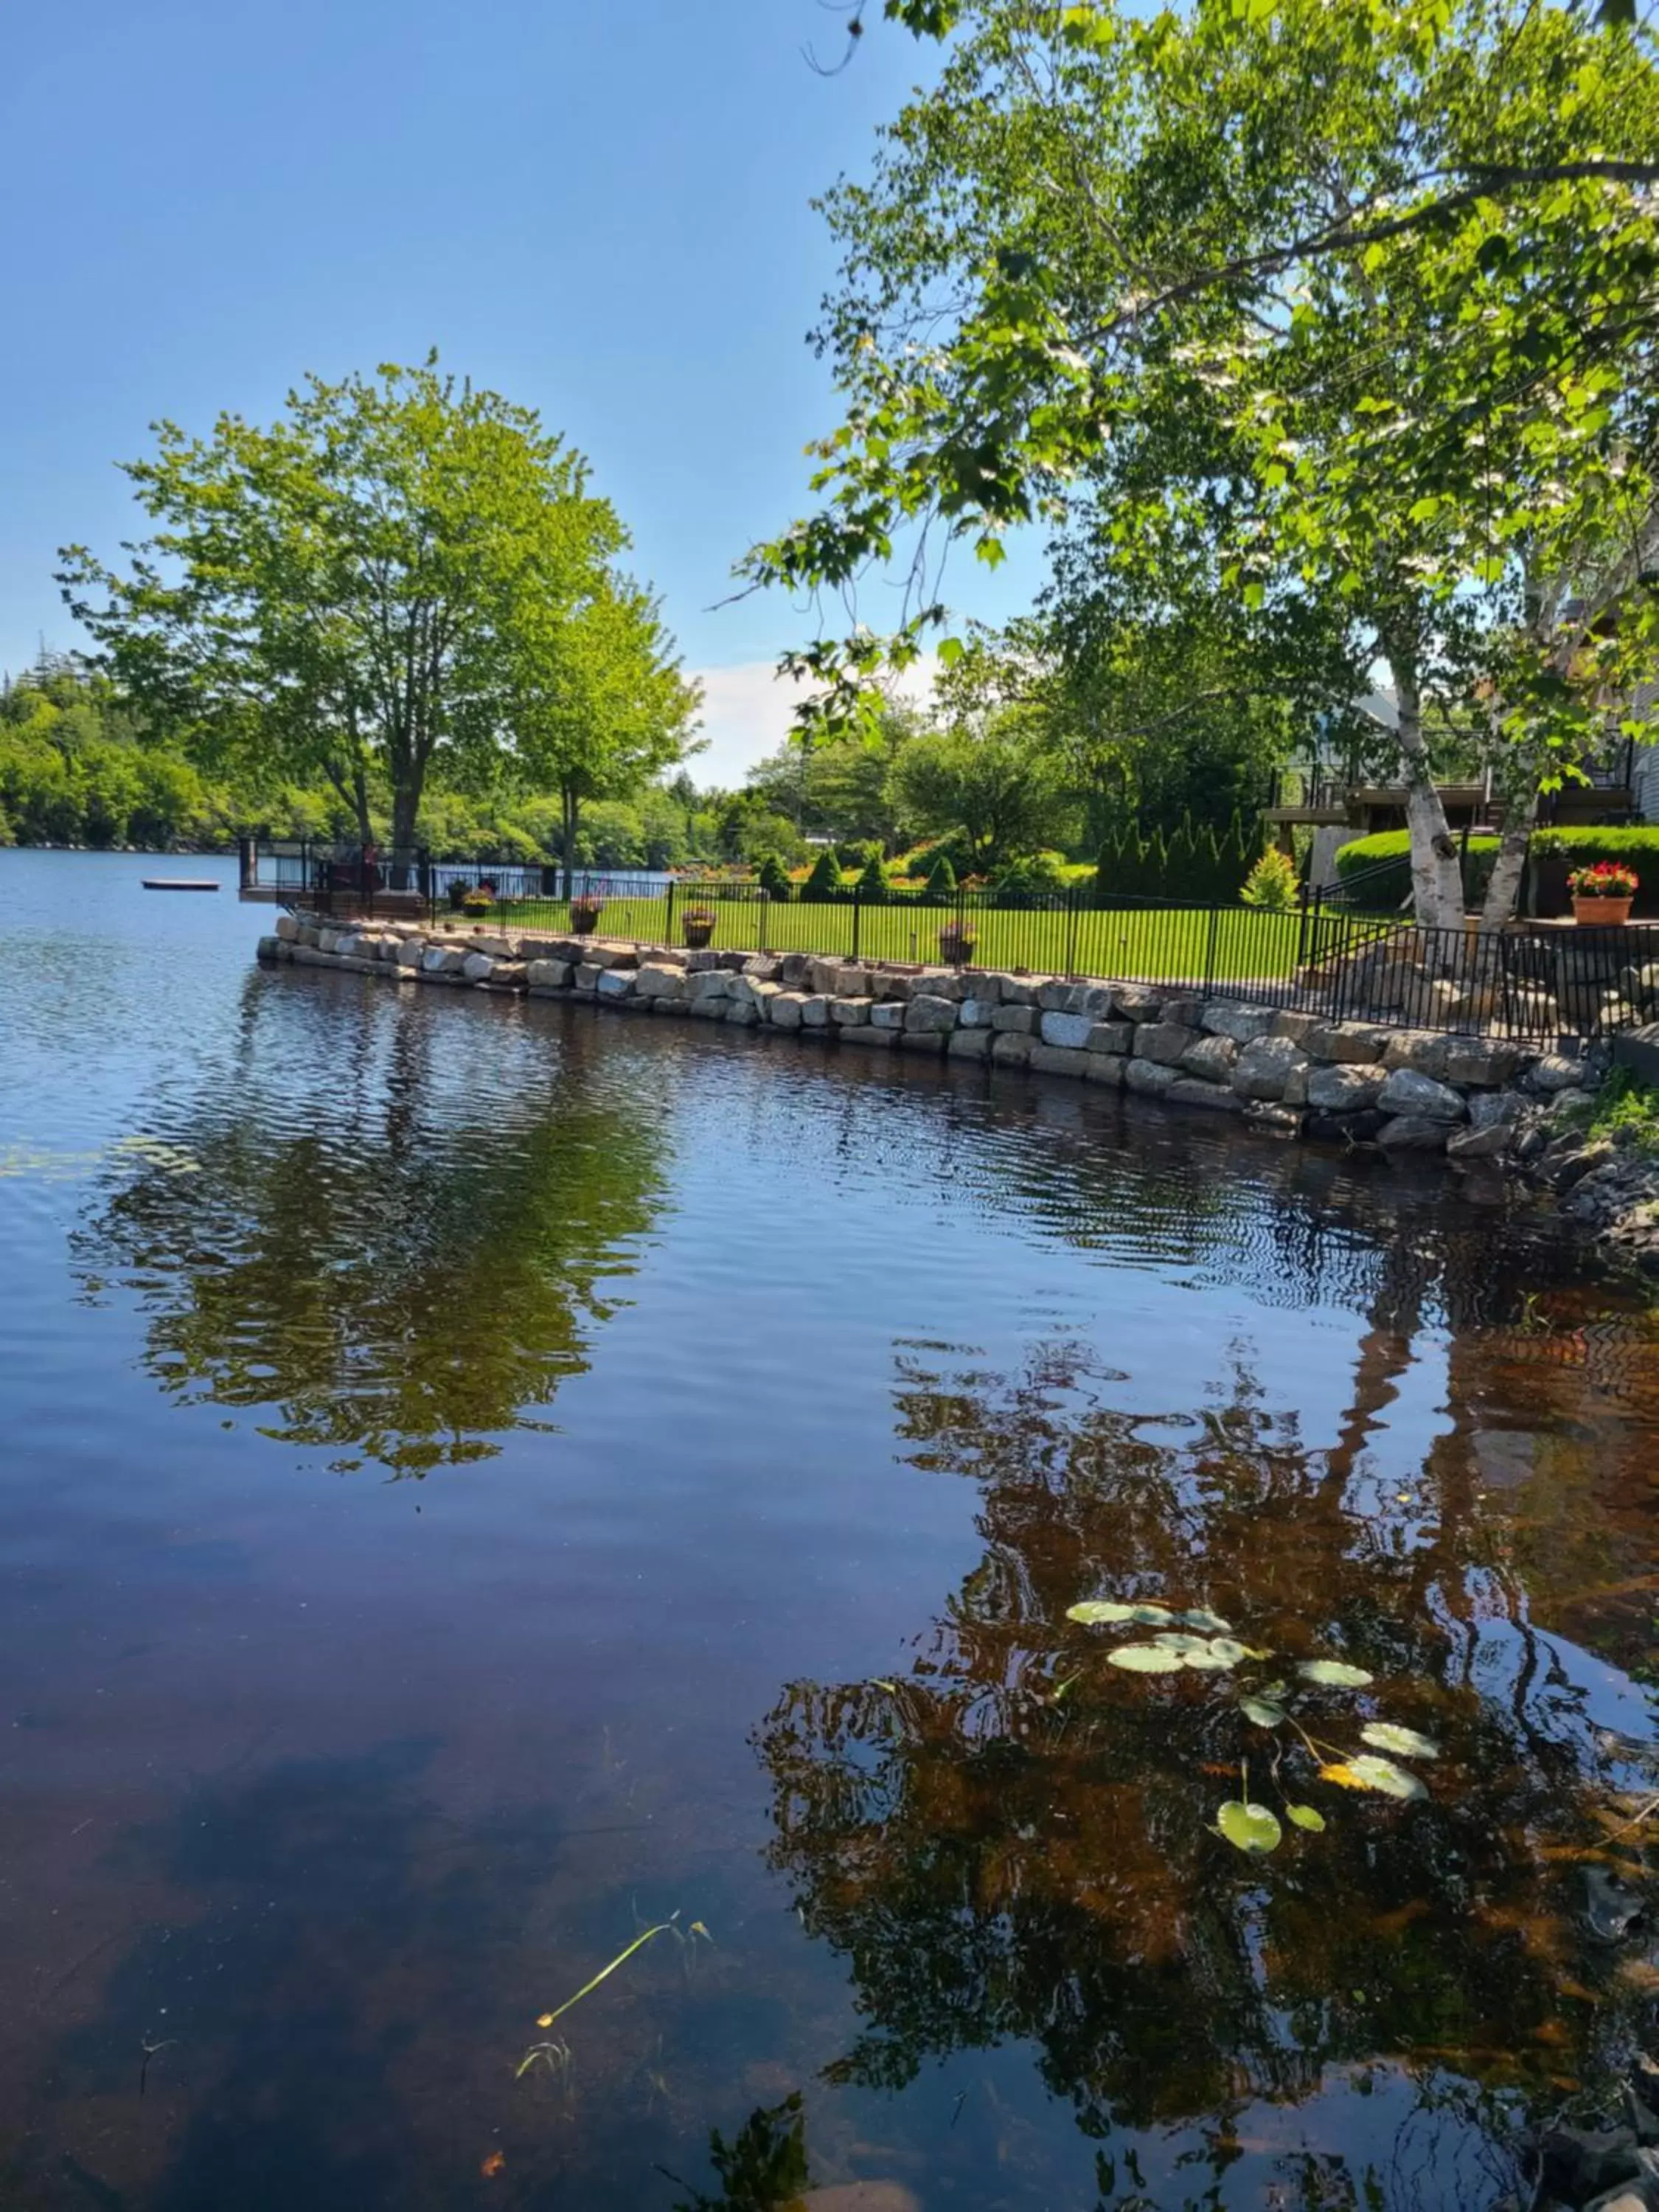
top-left (1335, 826), bottom-right (1659, 916)
top-left (1093, 810), bottom-right (1263, 905)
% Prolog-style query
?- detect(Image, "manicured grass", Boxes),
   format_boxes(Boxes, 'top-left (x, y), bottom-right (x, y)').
top-left (437, 894), bottom-right (1319, 986)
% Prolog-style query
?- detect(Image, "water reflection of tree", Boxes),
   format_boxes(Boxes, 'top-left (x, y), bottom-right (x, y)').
top-left (74, 1004), bottom-right (667, 1475)
top-left (755, 1333), bottom-right (1654, 2187)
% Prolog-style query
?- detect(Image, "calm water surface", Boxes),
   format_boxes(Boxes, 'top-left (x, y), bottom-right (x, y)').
top-left (0, 850), bottom-right (1655, 2212)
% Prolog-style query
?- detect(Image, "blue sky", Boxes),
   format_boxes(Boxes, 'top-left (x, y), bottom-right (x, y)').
top-left (1, 0), bottom-right (1040, 783)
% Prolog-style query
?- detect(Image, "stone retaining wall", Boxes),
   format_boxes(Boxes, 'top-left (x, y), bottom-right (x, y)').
top-left (259, 917), bottom-right (1618, 1180)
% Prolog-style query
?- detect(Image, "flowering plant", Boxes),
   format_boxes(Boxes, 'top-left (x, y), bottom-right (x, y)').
top-left (1568, 860), bottom-right (1639, 899)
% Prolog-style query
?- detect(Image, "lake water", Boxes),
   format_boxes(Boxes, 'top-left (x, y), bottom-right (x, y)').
top-left (0, 849), bottom-right (1655, 2212)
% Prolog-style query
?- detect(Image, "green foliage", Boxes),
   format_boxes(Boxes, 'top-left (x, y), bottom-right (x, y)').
top-left (802, 846), bottom-right (847, 901)
top-left (924, 849), bottom-right (957, 900)
top-left (1239, 848), bottom-right (1298, 911)
top-left (990, 852), bottom-right (1067, 908)
top-left (757, 853), bottom-right (794, 900)
top-left (1336, 827), bottom-right (1659, 913)
top-left (670, 2094), bottom-right (810, 2212)
top-left (1582, 1068), bottom-right (1659, 1155)
top-left (1094, 810), bottom-right (1260, 904)
top-left (854, 852), bottom-right (891, 902)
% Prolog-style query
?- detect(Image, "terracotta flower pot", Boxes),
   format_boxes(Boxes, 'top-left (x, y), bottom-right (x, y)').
top-left (681, 916), bottom-right (715, 949)
top-left (939, 925), bottom-right (977, 968)
top-left (569, 901), bottom-right (603, 936)
top-left (1572, 896), bottom-right (1634, 926)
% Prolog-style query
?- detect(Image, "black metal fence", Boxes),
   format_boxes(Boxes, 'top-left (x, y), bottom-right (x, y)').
top-left (246, 841), bottom-right (1659, 1042)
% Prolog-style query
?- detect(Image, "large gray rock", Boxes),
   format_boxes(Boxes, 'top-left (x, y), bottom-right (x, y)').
top-left (992, 1005), bottom-right (1037, 1034)
top-left (1029, 1043), bottom-right (1090, 1079)
top-left (1167, 1077), bottom-right (1243, 1113)
top-left (1232, 1034), bottom-right (1310, 1102)
top-left (831, 996), bottom-right (874, 1026)
top-left (1447, 1121), bottom-right (1511, 1161)
top-left (1307, 1063), bottom-right (1385, 1111)
top-left (596, 967), bottom-right (636, 1001)
top-left (959, 997), bottom-right (995, 1029)
top-left (1468, 1090), bottom-right (1523, 1132)
top-left (1200, 1002), bottom-right (1278, 1043)
top-left (1271, 1009), bottom-right (1322, 1044)
top-left (1040, 1011), bottom-right (1094, 1049)
top-left (905, 993), bottom-right (959, 1034)
top-left (634, 963), bottom-right (686, 1001)
top-left (769, 992), bottom-right (808, 1029)
top-left (1124, 1057), bottom-right (1179, 1098)
top-left (1380, 1031), bottom-right (1450, 1079)
top-left (526, 958), bottom-right (570, 993)
top-left (1086, 1021), bottom-right (1133, 1055)
top-left (1377, 1067), bottom-right (1467, 1122)
top-left (997, 977), bottom-right (1040, 1008)
top-left (869, 1001), bottom-right (907, 1031)
top-left (462, 952), bottom-right (495, 983)
top-left (1303, 1024), bottom-right (1385, 1065)
top-left (1133, 1022), bottom-right (1197, 1066)
top-left (1377, 1114), bottom-right (1452, 1152)
top-left (1180, 1034), bottom-right (1238, 1084)
top-left (800, 994), bottom-right (833, 1028)
top-left (396, 938), bottom-right (425, 969)
top-left (275, 914), bottom-right (301, 943)
top-left (947, 1028), bottom-right (992, 1061)
top-left (1444, 1040), bottom-right (1526, 1088)
top-left (1112, 984), bottom-right (1164, 1022)
top-left (991, 1032), bottom-right (1033, 1067)
top-left (1084, 1054), bottom-right (1124, 1088)
top-left (1525, 1052), bottom-right (1590, 1095)
top-left (690, 970), bottom-right (733, 1002)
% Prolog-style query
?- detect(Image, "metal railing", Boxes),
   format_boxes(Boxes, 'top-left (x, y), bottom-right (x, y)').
top-left (253, 842), bottom-right (1659, 1042)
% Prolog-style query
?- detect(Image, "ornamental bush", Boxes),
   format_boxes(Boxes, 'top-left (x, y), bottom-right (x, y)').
top-left (757, 853), bottom-right (793, 901)
top-left (855, 852), bottom-right (891, 903)
top-left (802, 846), bottom-right (846, 902)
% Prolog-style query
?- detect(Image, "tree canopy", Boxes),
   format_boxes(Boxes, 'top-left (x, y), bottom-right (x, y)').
top-left (59, 357), bottom-right (697, 860)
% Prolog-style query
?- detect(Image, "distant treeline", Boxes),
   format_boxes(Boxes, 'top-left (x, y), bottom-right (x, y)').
top-left (1093, 812), bottom-right (1264, 903)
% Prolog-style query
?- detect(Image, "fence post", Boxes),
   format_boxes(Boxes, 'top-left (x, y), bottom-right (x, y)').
top-left (1065, 887), bottom-right (1079, 978)
top-left (852, 884), bottom-right (861, 962)
top-left (1205, 903), bottom-right (1220, 995)
top-left (665, 877), bottom-right (676, 947)
top-left (759, 888), bottom-right (770, 953)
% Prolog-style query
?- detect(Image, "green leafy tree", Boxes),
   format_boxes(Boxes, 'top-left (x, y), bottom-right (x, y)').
top-left (59, 358), bottom-right (653, 862)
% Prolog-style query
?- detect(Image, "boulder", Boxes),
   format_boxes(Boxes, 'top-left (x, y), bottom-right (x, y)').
top-left (800, 995), bottom-right (833, 1028)
top-left (899, 1030), bottom-right (947, 1055)
top-left (1377, 1067), bottom-right (1466, 1122)
top-left (959, 997), bottom-right (995, 1028)
top-left (997, 977), bottom-right (1040, 1008)
top-left (1271, 1009), bottom-right (1322, 1044)
top-left (1124, 1057), bottom-right (1178, 1098)
top-left (1380, 1032), bottom-right (1451, 1079)
top-left (462, 953), bottom-right (495, 984)
top-left (769, 992), bottom-right (808, 1029)
top-left (1086, 1021), bottom-right (1133, 1055)
top-left (1377, 1114), bottom-right (1451, 1152)
top-left (1443, 1040), bottom-right (1526, 1088)
top-left (1030, 1043), bottom-right (1090, 1079)
top-left (723, 997), bottom-right (760, 1027)
top-left (947, 1028), bottom-right (992, 1061)
top-left (1469, 1090), bottom-right (1523, 1132)
top-left (1180, 1034), bottom-right (1238, 1084)
top-left (1161, 995), bottom-right (1205, 1029)
top-left (526, 959), bottom-right (571, 994)
top-left (1447, 1121), bottom-right (1511, 1161)
top-left (1244, 1102), bottom-right (1303, 1137)
top-left (1232, 1034), bottom-right (1310, 1102)
top-left (1167, 1077), bottom-right (1243, 1113)
top-left (869, 1001), bottom-right (907, 1031)
top-left (832, 996), bottom-right (874, 1026)
top-left (1526, 1052), bottom-right (1590, 1095)
top-left (905, 993), bottom-right (959, 1034)
top-left (1307, 1063), bottom-right (1385, 1112)
top-left (1133, 1021), bottom-right (1197, 1066)
top-left (274, 914), bottom-right (301, 943)
top-left (840, 1026), bottom-right (894, 1049)
top-left (1303, 1024), bottom-right (1385, 1065)
top-left (991, 1032), bottom-right (1033, 1067)
top-left (992, 1005), bottom-right (1037, 1034)
top-left (1040, 1011), bottom-right (1094, 1049)
top-left (634, 964), bottom-right (686, 1001)
top-left (1201, 1001), bottom-right (1278, 1044)
top-left (574, 964), bottom-right (602, 992)
top-left (1084, 1054), bottom-right (1125, 1088)
top-left (396, 939), bottom-right (425, 969)
top-left (1112, 984), bottom-right (1164, 1021)
top-left (596, 968), bottom-right (636, 1001)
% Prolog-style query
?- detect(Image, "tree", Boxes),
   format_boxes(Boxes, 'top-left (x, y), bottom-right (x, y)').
top-left (749, 0), bottom-right (1659, 929)
top-left (59, 358), bottom-right (644, 861)
top-left (510, 570), bottom-right (701, 890)
top-left (887, 702), bottom-right (1065, 872)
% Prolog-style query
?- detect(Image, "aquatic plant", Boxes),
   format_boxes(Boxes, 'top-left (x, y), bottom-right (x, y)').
top-left (516, 1910), bottom-right (712, 2078)
top-left (1065, 1596), bottom-right (1441, 1851)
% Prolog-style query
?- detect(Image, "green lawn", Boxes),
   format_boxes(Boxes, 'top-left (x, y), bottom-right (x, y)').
top-left (429, 894), bottom-right (1348, 988)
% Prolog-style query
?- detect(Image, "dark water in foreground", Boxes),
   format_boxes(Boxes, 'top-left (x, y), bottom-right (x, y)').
top-left (0, 851), bottom-right (1655, 2212)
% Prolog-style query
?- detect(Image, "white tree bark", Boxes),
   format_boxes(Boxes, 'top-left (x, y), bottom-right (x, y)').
top-left (1388, 650), bottom-right (1464, 935)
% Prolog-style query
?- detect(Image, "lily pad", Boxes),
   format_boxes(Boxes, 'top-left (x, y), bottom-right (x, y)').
top-left (1180, 1642), bottom-right (1239, 1671)
top-left (1240, 1697), bottom-right (1287, 1728)
top-left (1107, 1643), bottom-right (1185, 1673)
top-left (1151, 1632), bottom-right (1211, 1654)
top-left (1066, 1601), bottom-right (1139, 1626)
top-left (1319, 1756), bottom-right (1427, 1801)
top-left (1130, 1604), bottom-right (1175, 1625)
top-left (1360, 1722), bottom-right (1440, 1761)
top-left (1180, 1608), bottom-right (1233, 1635)
top-left (1298, 1659), bottom-right (1374, 1689)
top-left (1206, 1638), bottom-right (1248, 1666)
top-left (1285, 1804), bottom-right (1328, 1832)
top-left (1217, 1799), bottom-right (1282, 1854)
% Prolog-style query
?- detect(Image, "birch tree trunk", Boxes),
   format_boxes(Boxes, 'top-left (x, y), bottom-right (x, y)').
top-left (1387, 649), bottom-right (1464, 934)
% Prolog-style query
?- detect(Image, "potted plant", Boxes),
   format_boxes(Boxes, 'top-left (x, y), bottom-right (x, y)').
top-left (1569, 860), bottom-right (1638, 925)
top-left (568, 894), bottom-right (604, 935)
top-left (461, 886), bottom-right (493, 919)
top-left (446, 878), bottom-right (470, 911)
top-left (939, 919), bottom-right (977, 967)
top-left (681, 905), bottom-right (717, 949)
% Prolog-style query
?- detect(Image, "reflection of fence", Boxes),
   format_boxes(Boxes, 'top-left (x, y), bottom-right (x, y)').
top-left (249, 842), bottom-right (1659, 1041)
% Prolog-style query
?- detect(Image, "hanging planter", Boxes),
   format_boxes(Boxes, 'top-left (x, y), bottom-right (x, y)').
top-left (1568, 861), bottom-right (1638, 926)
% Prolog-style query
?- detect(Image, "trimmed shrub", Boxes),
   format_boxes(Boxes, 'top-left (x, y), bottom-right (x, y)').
top-left (757, 853), bottom-right (793, 901)
top-left (1334, 830), bottom-right (1498, 913)
top-left (802, 846), bottom-right (846, 902)
top-left (992, 852), bottom-right (1068, 908)
top-left (1093, 809), bottom-right (1262, 904)
top-left (854, 852), bottom-right (890, 903)
top-left (1531, 827), bottom-right (1659, 916)
top-left (924, 850), bottom-right (957, 901)
top-left (1239, 847), bottom-right (1299, 911)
